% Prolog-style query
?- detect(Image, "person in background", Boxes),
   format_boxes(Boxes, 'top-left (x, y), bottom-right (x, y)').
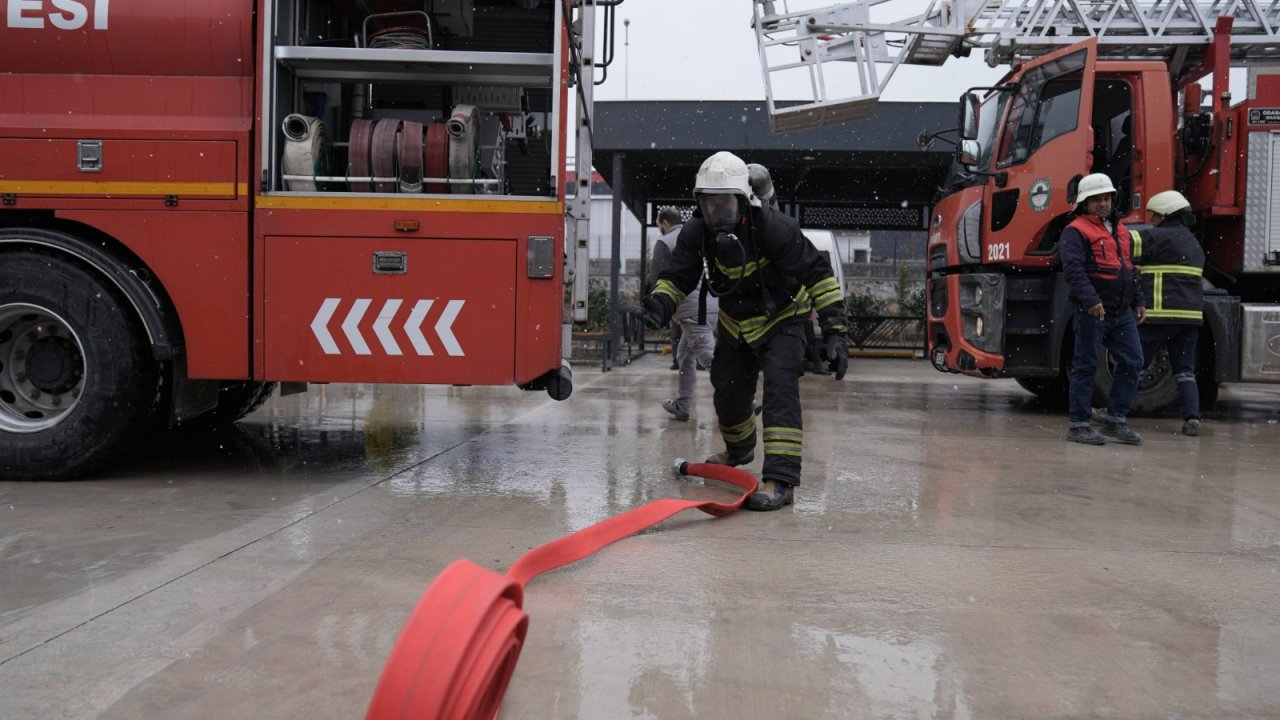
top-left (649, 207), bottom-right (718, 421)
top-left (645, 210), bottom-right (683, 369)
top-left (1059, 172), bottom-right (1146, 446)
top-left (1133, 190), bottom-right (1206, 436)
top-left (640, 152), bottom-right (848, 511)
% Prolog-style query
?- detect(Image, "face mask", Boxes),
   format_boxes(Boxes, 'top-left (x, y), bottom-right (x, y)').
top-left (699, 194), bottom-right (741, 235)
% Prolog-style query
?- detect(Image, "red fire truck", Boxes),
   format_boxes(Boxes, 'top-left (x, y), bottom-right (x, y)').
top-left (751, 0), bottom-right (1280, 412)
top-left (0, 0), bottom-right (602, 479)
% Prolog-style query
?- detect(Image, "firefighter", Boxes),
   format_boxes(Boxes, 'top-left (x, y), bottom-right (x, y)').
top-left (639, 151), bottom-right (848, 511)
top-left (1060, 172), bottom-right (1147, 446)
top-left (1133, 190), bottom-right (1206, 436)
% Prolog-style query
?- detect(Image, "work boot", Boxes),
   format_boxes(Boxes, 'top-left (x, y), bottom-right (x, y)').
top-left (1100, 419), bottom-right (1143, 445)
top-left (744, 479), bottom-right (794, 511)
top-left (705, 449), bottom-right (754, 467)
top-left (662, 399), bottom-right (689, 422)
top-left (1182, 418), bottom-right (1201, 436)
top-left (1066, 426), bottom-right (1106, 445)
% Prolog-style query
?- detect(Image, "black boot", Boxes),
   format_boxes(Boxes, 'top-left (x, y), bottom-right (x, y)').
top-left (744, 479), bottom-right (794, 511)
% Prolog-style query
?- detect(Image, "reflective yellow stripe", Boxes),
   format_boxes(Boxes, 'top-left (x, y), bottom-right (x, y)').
top-left (720, 416), bottom-right (757, 443)
top-left (1147, 308), bottom-right (1203, 320)
top-left (718, 313), bottom-right (741, 340)
top-left (254, 195), bottom-right (563, 213)
top-left (808, 276), bottom-right (843, 311)
top-left (1142, 264), bottom-right (1202, 276)
top-left (1130, 229), bottom-right (1142, 258)
top-left (1154, 273), bottom-right (1163, 312)
top-left (763, 427), bottom-right (803, 441)
top-left (653, 278), bottom-right (687, 306)
top-left (0, 180), bottom-right (245, 196)
top-left (713, 257), bottom-right (770, 280)
top-left (763, 427), bottom-right (803, 457)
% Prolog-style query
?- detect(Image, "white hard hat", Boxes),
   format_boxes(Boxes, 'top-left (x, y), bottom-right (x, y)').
top-left (1075, 173), bottom-right (1117, 203)
top-left (1147, 190), bottom-right (1190, 215)
top-left (694, 151), bottom-right (752, 199)
top-left (746, 163), bottom-right (775, 201)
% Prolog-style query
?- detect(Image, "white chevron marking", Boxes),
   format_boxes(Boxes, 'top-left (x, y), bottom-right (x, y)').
top-left (311, 298), bottom-right (341, 355)
top-left (436, 300), bottom-right (465, 356)
top-left (372, 299), bottom-right (403, 356)
top-left (404, 299), bottom-right (434, 356)
top-left (342, 298), bottom-right (372, 355)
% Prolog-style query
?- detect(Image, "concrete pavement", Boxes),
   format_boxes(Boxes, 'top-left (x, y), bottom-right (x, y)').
top-left (2, 357), bottom-right (1278, 718)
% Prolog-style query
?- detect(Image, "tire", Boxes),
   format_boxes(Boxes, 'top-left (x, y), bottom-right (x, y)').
top-left (1093, 346), bottom-right (1179, 416)
top-left (0, 249), bottom-right (159, 479)
top-left (198, 381), bottom-right (277, 427)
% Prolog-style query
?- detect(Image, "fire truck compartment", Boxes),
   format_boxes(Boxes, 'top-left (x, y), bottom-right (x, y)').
top-left (261, 235), bottom-right (517, 384)
top-left (0, 139), bottom-right (239, 200)
top-left (262, 0), bottom-right (560, 200)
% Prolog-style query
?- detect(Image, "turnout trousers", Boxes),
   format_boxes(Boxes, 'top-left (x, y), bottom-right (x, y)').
top-left (711, 321), bottom-right (807, 486)
top-left (1139, 323), bottom-right (1201, 420)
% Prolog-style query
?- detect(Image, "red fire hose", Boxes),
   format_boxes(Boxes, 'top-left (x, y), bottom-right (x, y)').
top-left (365, 460), bottom-right (758, 720)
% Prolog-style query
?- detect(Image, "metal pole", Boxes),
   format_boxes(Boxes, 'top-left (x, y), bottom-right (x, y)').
top-left (608, 151), bottom-right (625, 369)
top-left (623, 19), bottom-right (630, 99)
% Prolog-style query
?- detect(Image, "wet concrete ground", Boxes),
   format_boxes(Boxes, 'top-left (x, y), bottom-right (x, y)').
top-left (2, 356), bottom-right (1279, 719)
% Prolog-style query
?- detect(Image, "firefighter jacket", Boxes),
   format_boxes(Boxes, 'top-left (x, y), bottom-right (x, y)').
top-left (1060, 213), bottom-right (1145, 314)
top-left (1132, 215), bottom-right (1205, 325)
top-left (652, 205), bottom-right (846, 348)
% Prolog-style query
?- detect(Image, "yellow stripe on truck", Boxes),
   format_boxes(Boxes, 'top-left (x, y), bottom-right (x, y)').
top-left (255, 196), bottom-right (564, 213)
top-left (0, 180), bottom-right (246, 196)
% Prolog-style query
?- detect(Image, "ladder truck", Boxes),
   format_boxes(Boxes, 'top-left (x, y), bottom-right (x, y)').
top-left (751, 0), bottom-right (1280, 411)
top-left (0, 0), bottom-right (612, 480)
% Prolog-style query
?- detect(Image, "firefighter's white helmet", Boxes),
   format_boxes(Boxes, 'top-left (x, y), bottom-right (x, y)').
top-left (694, 151), bottom-right (752, 199)
top-left (1075, 173), bottom-right (1117, 203)
top-left (1147, 190), bottom-right (1190, 216)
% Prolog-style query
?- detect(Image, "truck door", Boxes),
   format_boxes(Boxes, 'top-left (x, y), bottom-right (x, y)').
top-left (982, 40), bottom-right (1098, 265)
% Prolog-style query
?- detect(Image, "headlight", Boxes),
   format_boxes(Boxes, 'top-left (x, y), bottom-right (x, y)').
top-left (957, 274), bottom-right (1004, 353)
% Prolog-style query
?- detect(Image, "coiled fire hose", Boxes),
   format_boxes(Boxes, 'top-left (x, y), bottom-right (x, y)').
top-left (364, 460), bottom-right (758, 720)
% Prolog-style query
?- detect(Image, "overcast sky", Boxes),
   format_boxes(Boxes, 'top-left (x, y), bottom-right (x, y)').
top-left (589, 0), bottom-right (1008, 103)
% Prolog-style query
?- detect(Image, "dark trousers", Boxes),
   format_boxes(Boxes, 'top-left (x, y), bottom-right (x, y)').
top-left (1069, 306), bottom-right (1143, 426)
top-left (1139, 323), bottom-right (1201, 420)
top-left (711, 322), bottom-right (807, 486)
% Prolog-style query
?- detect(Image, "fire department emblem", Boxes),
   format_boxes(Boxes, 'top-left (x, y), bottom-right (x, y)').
top-left (1029, 178), bottom-right (1051, 212)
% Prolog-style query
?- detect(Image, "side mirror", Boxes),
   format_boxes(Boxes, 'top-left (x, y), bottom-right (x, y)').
top-left (959, 92), bottom-right (981, 140)
top-left (959, 139), bottom-right (981, 166)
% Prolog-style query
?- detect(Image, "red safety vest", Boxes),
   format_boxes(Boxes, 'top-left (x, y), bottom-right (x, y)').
top-left (1066, 214), bottom-right (1135, 280)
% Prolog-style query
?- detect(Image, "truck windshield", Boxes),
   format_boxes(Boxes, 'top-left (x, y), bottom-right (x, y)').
top-left (995, 50), bottom-right (1086, 167)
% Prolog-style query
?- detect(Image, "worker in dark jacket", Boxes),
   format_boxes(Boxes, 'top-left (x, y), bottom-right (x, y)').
top-left (1133, 190), bottom-right (1206, 436)
top-left (639, 151), bottom-right (848, 511)
top-left (1059, 173), bottom-right (1146, 446)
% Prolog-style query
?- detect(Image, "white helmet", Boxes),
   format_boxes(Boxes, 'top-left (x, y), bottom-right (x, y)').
top-left (694, 151), bottom-right (752, 199)
top-left (1075, 173), bottom-right (1117, 203)
top-left (1147, 190), bottom-right (1190, 216)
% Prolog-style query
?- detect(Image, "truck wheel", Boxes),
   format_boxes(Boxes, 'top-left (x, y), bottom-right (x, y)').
top-left (0, 250), bottom-right (159, 479)
top-left (199, 381), bottom-right (277, 426)
top-left (1093, 346), bottom-right (1178, 416)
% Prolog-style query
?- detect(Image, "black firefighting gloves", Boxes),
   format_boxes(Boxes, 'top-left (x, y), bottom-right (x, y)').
top-left (824, 332), bottom-right (848, 380)
top-left (639, 294), bottom-right (676, 331)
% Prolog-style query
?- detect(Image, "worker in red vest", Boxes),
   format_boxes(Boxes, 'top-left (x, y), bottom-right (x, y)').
top-left (1059, 173), bottom-right (1146, 446)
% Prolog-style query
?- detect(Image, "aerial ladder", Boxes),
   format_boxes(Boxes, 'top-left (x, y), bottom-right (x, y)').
top-left (753, 0), bottom-right (1280, 132)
